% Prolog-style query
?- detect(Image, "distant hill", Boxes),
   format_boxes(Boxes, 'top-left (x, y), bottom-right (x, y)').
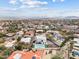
top-left (64, 16), bottom-right (79, 19)
top-left (0, 16), bottom-right (79, 20)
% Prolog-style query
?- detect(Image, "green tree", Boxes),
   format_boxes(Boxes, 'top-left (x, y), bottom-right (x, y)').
top-left (17, 37), bottom-right (21, 42)
top-left (7, 23), bottom-right (18, 33)
top-left (0, 33), bottom-right (6, 38)
top-left (15, 44), bottom-right (22, 50)
top-left (4, 49), bottom-right (11, 56)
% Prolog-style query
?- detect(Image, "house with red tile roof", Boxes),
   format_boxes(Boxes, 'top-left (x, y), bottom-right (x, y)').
top-left (7, 50), bottom-right (44, 59)
top-left (24, 31), bottom-right (34, 37)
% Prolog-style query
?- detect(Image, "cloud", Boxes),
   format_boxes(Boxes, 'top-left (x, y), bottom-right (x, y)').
top-left (0, 7), bottom-right (17, 17)
top-left (20, 0), bottom-right (48, 8)
top-left (52, 0), bottom-right (56, 2)
top-left (60, 0), bottom-right (64, 2)
top-left (9, 0), bottom-right (48, 8)
top-left (20, 5), bottom-right (26, 8)
top-left (0, 7), bottom-right (16, 11)
top-left (52, 0), bottom-right (64, 2)
top-left (9, 0), bottom-right (16, 5)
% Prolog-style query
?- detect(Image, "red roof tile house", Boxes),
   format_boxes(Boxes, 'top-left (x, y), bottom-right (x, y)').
top-left (7, 50), bottom-right (44, 59)
top-left (24, 31), bottom-right (35, 37)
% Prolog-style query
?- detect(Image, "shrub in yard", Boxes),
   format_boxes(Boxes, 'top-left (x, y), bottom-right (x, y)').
top-left (52, 55), bottom-right (63, 59)
top-left (4, 49), bottom-right (11, 56)
top-left (0, 56), bottom-right (4, 59)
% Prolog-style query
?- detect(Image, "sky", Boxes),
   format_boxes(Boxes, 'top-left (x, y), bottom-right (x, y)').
top-left (0, 0), bottom-right (79, 17)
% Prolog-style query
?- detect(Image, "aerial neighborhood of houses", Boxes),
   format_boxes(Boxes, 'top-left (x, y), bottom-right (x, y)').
top-left (0, 19), bottom-right (79, 59)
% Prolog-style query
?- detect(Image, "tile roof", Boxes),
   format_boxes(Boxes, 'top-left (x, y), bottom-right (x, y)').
top-left (8, 50), bottom-right (44, 59)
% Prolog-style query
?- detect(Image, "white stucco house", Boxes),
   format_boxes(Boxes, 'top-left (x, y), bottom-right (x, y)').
top-left (20, 37), bottom-right (31, 44)
top-left (35, 34), bottom-right (47, 44)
